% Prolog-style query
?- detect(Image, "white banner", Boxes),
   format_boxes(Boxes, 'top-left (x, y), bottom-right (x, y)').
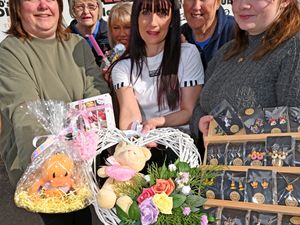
top-left (0, 0), bottom-right (232, 42)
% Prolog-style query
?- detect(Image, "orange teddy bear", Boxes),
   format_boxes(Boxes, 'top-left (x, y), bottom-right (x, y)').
top-left (29, 153), bottom-right (75, 198)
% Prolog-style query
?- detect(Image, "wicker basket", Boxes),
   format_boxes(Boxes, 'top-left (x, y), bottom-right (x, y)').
top-left (91, 127), bottom-right (201, 225)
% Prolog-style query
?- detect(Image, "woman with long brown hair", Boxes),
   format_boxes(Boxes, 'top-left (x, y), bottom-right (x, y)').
top-left (191, 0), bottom-right (300, 139)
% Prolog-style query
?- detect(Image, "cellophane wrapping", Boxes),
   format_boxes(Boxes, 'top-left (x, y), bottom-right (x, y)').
top-left (14, 101), bottom-right (97, 213)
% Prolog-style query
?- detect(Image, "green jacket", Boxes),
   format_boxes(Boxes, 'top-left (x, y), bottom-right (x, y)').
top-left (0, 34), bottom-right (109, 187)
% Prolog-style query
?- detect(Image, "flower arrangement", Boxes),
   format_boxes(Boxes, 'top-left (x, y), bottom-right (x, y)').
top-left (113, 160), bottom-right (222, 225)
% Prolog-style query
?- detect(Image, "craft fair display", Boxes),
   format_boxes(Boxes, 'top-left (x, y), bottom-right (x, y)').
top-left (202, 102), bottom-right (300, 225)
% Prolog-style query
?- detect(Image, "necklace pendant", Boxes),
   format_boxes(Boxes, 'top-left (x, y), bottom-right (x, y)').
top-left (285, 194), bottom-right (298, 207)
top-left (237, 57), bottom-right (244, 63)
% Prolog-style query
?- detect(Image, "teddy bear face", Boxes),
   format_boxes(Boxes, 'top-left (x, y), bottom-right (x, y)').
top-left (114, 143), bottom-right (151, 172)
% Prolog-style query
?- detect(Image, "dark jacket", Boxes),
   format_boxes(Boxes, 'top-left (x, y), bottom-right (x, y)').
top-left (181, 7), bottom-right (236, 71)
top-left (66, 19), bottom-right (111, 67)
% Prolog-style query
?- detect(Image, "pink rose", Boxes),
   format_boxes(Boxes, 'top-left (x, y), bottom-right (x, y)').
top-left (137, 187), bottom-right (155, 204)
top-left (152, 178), bottom-right (175, 196)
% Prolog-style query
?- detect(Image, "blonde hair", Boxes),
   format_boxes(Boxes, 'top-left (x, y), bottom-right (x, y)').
top-left (69, 0), bottom-right (103, 19)
top-left (108, 2), bottom-right (132, 47)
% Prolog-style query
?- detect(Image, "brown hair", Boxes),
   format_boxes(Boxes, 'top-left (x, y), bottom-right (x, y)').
top-left (224, 0), bottom-right (300, 60)
top-left (108, 1), bottom-right (132, 47)
top-left (7, 0), bottom-right (69, 40)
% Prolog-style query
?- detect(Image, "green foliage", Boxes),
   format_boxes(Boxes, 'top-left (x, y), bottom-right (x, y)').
top-left (117, 202), bottom-right (142, 225)
top-left (114, 175), bottom-right (147, 199)
top-left (147, 162), bottom-right (172, 184)
top-left (119, 219), bottom-right (140, 225)
top-left (185, 195), bottom-right (206, 209)
top-left (115, 162), bottom-right (221, 225)
top-left (128, 201), bottom-right (140, 221)
top-left (155, 207), bottom-right (203, 225)
top-left (208, 214), bottom-right (217, 222)
top-left (116, 205), bottom-right (129, 221)
top-left (172, 194), bottom-right (186, 208)
top-left (188, 165), bottom-right (224, 195)
top-left (175, 161), bottom-right (190, 172)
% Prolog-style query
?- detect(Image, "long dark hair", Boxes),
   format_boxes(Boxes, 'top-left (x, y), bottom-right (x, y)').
top-left (124, 0), bottom-right (181, 110)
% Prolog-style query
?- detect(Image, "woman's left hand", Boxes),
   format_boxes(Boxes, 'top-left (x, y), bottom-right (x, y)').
top-left (141, 117), bottom-right (165, 148)
top-left (142, 117), bottom-right (165, 133)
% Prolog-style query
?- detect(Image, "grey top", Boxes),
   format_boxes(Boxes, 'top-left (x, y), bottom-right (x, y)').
top-left (190, 32), bottom-right (300, 139)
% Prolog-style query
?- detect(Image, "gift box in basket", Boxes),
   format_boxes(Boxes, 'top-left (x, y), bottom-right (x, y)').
top-left (93, 127), bottom-right (222, 225)
top-left (14, 100), bottom-right (99, 213)
top-left (68, 93), bottom-right (116, 130)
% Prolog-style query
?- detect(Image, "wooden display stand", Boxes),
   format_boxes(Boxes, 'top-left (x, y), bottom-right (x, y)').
top-left (203, 120), bottom-right (300, 216)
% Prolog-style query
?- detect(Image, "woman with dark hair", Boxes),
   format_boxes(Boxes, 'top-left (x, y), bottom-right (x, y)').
top-left (191, 0), bottom-right (300, 138)
top-left (0, 0), bottom-right (109, 223)
top-left (112, 0), bottom-right (204, 135)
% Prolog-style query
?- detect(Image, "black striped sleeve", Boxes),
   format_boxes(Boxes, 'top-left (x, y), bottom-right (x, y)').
top-left (183, 80), bottom-right (198, 87)
top-left (114, 82), bottom-right (125, 90)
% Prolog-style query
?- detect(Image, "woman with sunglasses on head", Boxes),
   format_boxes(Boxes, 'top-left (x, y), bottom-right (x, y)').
top-left (191, 0), bottom-right (300, 139)
top-left (66, 0), bottom-right (110, 67)
top-left (111, 0), bottom-right (204, 163)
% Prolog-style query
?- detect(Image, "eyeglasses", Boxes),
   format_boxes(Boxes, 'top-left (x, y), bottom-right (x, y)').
top-left (73, 3), bottom-right (98, 12)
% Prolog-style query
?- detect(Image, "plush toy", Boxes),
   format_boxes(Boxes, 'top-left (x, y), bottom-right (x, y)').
top-left (29, 153), bottom-right (75, 198)
top-left (97, 142), bottom-right (151, 212)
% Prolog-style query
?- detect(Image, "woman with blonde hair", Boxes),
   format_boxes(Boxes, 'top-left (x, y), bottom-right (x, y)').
top-left (102, 2), bottom-right (132, 82)
top-left (108, 1), bottom-right (132, 48)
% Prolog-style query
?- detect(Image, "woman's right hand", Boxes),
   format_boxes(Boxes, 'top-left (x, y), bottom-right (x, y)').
top-left (199, 115), bottom-right (213, 136)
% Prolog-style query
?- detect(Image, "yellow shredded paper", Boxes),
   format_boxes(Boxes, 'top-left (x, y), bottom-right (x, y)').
top-left (15, 186), bottom-right (92, 213)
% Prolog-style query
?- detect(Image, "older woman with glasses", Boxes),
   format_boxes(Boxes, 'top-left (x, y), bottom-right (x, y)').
top-left (181, 0), bottom-right (236, 158)
top-left (181, 0), bottom-right (236, 71)
top-left (66, 0), bottom-right (110, 67)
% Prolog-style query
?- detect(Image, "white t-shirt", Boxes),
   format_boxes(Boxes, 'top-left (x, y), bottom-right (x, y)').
top-left (112, 43), bottom-right (204, 132)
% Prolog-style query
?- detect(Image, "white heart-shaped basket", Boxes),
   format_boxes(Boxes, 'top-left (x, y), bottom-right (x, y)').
top-left (91, 127), bottom-right (201, 225)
